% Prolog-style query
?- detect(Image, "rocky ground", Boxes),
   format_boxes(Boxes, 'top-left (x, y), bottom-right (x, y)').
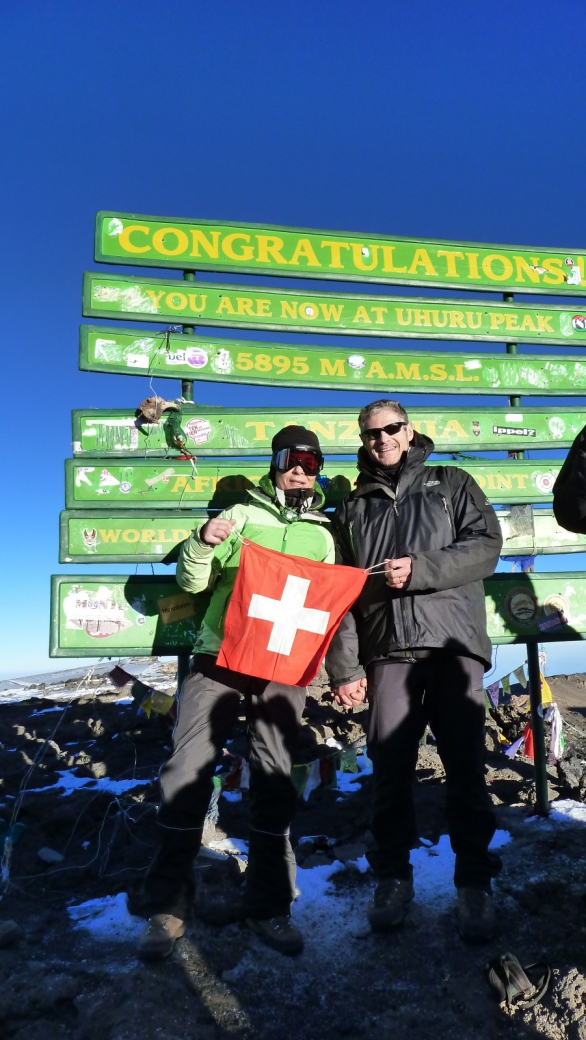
top-left (0, 662), bottom-right (585, 1039)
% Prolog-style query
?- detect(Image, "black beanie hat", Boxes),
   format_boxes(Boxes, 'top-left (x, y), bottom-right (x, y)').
top-left (271, 425), bottom-right (322, 455)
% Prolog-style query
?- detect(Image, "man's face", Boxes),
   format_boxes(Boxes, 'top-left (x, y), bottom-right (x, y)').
top-left (274, 467), bottom-right (317, 491)
top-left (360, 408), bottom-right (413, 468)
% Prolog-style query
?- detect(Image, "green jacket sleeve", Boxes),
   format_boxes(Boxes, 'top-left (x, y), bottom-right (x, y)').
top-left (176, 506), bottom-right (245, 594)
top-left (408, 470), bottom-right (503, 592)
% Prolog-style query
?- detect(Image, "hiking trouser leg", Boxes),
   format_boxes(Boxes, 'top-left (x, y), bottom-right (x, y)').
top-left (424, 654), bottom-right (498, 889)
top-left (366, 660), bottom-right (427, 881)
top-left (143, 665), bottom-right (241, 918)
top-left (245, 680), bottom-right (307, 919)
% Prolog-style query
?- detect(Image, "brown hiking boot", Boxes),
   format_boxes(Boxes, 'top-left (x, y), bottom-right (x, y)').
top-left (246, 916), bottom-right (304, 956)
top-left (367, 878), bottom-right (414, 932)
top-left (137, 914), bottom-right (186, 960)
top-left (457, 887), bottom-right (496, 943)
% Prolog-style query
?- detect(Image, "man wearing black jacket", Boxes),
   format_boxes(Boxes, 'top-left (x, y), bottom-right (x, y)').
top-left (553, 425), bottom-right (586, 533)
top-left (326, 399), bottom-right (503, 942)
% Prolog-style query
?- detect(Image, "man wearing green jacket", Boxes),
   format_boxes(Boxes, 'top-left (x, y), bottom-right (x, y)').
top-left (139, 426), bottom-right (334, 960)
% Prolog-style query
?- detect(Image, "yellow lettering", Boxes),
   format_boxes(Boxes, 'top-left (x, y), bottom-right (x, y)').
top-left (281, 300), bottom-right (297, 319)
top-left (424, 421), bottom-right (437, 438)
top-left (430, 363), bottom-right (448, 381)
top-left (146, 290), bottom-right (165, 309)
top-left (217, 296), bottom-right (236, 315)
top-left (236, 297), bottom-right (254, 316)
top-left (353, 306), bottom-right (372, 324)
top-left (172, 529), bottom-right (190, 540)
top-left (443, 420), bottom-right (468, 438)
top-left (454, 364), bottom-right (474, 382)
top-left (514, 255), bottom-right (541, 283)
top-left (189, 229), bottom-right (220, 258)
top-left (512, 475), bottom-right (528, 489)
top-left (320, 358), bottom-right (345, 377)
top-left (537, 315), bottom-right (554, 332)
top-left (472, 472), bottom-right (486, 488)
top-left (308, 421), bottom-right (336, 441)
top-left (118, 224), bottom-right (150, 254)
top-left (408, 248), bottom-right (438, 276)
top-left (505, 313), bottom-right (519, 331)
top-left (466, 312), bottom-right (482, 329)
top-left (466, 252), bottom-right (481, 279)
top-left (245, 421), bottom-right (275, 441)
top-left (482, 253), bottom-right (514, 281)
top-left (171, 477), bottom-right (188, 493)
top-left (256, 235), bottom-right (287, 264)
top-left (489, 314), bottom-right (506, 329)
top-left (431, 310), bottom-right (449, 328)
top-left (496, 475), bottom-right (513, 490)
top-left (350, 244), bottom-right (379, 271)
top-left (337, 420), bottom-right (360, 440)
top-left (122, 530), bottom-right (140, 542)
top-left (188, 294), bottom-right (207, 312)
top-left (396, 308), bottom-right (413, 326)
top-left (299, 302), bottom-right (319, 320)
top-left (520, 314), bottom-right (536, 331)
top-left (487, 474), bottom-right (497, 489)
top-left (98, 529), bottom-right (121, 542)
top-left (395, 362), bottom-right (421, 381)
top-left (256, 299), bottom-right (272, 316)
top-left (370, 306), bottom-right (388, 324)
top-left (542, 258), bottom-right (565, 285)
top-left (152, 227), bottom-right (189, 256)
top-left (437, 250), bottom-right (464, 277)
top-left (448, 311), bottom-right (466, 329)
top-left (381, 246), bottom-right (407, 273)
top-left (320, 241), bottom-right (350, 269)
top-left (289, 238), bottom-right (321, 267)
top-left (413, 309), bottom-right (432, 327)
top-left (222, 233), bottom-right (254, 261)
top-left (195, 477), bottom-right (210, 492)
top-left (319, 303), bottom-right (344, 321)
top-left (165, 292), bottom-right (187, 310)
top-left (140, 530), bottom-right (157, 542)
top-left (367, 361), bottom-right (387, 379)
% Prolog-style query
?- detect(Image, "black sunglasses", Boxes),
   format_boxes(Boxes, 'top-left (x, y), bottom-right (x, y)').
top-left (361, 421), bottom-right (408, 441)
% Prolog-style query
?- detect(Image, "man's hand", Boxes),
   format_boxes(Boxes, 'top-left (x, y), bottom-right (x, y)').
top-left (332, 677), bottom-right (367, 710)
top-left (385, 557), bottom-right (412, 589)
top-left (199, 518), bottom-right (236, 545)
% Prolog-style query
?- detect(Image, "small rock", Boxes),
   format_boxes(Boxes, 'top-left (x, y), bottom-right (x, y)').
top-left (333, 842), bottom-right (367, 863)
top-left (38, 847), bottom-right (64, 864)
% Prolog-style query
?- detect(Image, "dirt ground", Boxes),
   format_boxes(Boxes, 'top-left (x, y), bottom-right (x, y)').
top-left (0, 663), bottom-right (586, 1040)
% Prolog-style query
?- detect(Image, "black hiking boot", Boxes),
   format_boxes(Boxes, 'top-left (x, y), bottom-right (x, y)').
top-left (457, 887), bottom-right (496, 943)
top-left (367, 878), bottom-right (414, 932)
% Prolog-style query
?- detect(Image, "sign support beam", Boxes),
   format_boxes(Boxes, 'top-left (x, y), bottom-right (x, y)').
top-left (526, 641), bottom-right (550, 815)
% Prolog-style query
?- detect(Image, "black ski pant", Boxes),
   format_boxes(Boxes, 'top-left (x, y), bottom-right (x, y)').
top-left (366, 654), bottom-right (499, 890)
top-left (143, 654), bottom-right (306, 921)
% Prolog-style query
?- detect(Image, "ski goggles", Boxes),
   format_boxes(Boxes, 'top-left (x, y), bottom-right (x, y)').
top-left (361, 421), bottom-right (408, 441)
top-left (273, 447), bottom-right (323, 475)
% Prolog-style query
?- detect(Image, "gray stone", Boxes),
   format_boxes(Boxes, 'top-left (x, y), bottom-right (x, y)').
top-left (37, 847), bottom-right (64, 864)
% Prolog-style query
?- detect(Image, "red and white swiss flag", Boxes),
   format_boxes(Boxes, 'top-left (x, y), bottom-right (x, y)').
top-left (217, 540), bottom-right (367, 686)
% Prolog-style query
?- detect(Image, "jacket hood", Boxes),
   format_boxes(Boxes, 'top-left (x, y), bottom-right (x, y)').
top-left (356, 430), bottom-right (434, 490)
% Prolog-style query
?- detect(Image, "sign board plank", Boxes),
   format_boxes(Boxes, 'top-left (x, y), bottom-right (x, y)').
top-left (65, 458), bottom-right (561, 509)
top-left (73, 405), bottom-right (586, 457)
top-left (83, 273), bottom-right (586, 347)
top-left (95, 212), bottom-right (586, 297)
top-left (81, 325), bottom-right (586, 397)
top-left (49, 572), bottom-right (586, 657)
top-left (59, 508), bottom-right (586, 564)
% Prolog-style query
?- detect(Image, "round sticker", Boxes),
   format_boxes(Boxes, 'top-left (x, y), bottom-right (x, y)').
top-left (184, 418), bottom-right (212, 445)
top-left (535, 472), bottom-right (556, 495)
top-left (120, 481), bottom-right (131, 494)
top-left (302, 303), bottom-right (318, 319)
top-left (347, 355), bottom-right (366, 370)
top-left (185, 347), bottom-right (208, 369)
top-left (544, 594), bottom-right (569, 622)
top-left (505, 587), bottom-right (539, 626)
top-left (572, 315), bottom-right (586, 331)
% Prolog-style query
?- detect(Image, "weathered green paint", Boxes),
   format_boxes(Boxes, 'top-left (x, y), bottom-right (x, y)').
top-left (59, 507), bottom-right (586, 564)
top-left (65, 458), bottom-right (562, 509)
top-left (80, 325), bottom-right (586, 397)
top-left (73, 405), bottom-right (586, 457)
top-left (50, 574), bottom-right (207, 657)
top-left (83, 273), bottom-right (586, 347)
top-left (49, 572), bottom-right (586, 657)
top-left (95, 212), bottom-right (586, 297)
top-left (59, 510), bottom-right (206, 563)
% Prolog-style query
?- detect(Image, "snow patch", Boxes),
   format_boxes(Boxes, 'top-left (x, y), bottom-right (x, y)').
top-left (29, 769), bottom-right (151, 797)
top-left (68, 893), bottom-right (143, 940)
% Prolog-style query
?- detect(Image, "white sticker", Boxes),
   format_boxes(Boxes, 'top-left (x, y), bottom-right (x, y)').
top-left (535, 472), bottom-right (556, 495)
top-left (107, 218), bottom-right (124, 237)
top-left (72, 440), bottom-right (82, 452)
top-left (211, 349), bottom-right (232, 374)
top-left (94, 338), bottom-right (118, 360)
top-left (165, 351), bottom-right (187, 366)
top-left (347, 355), bottom-right (366, 370)
top-left (505, 414), bottom-right (523, 422)
top-left (99, 469), bottom-right (120, 487)
top-left (126, 354), bottom-right (149, 368)
top-left (185, 347), bottom-right (208, 369)
top-left (120, 482), bottom-right (132, 494)
top-left (75, 467), bottom-right (95, 487)
top-left (184, 418), bottom-right (212, 444)
top-left (464, 360), bottom-right (481, 370)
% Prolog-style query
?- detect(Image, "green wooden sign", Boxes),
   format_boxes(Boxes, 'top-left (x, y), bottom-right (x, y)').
top-left (81, 325), bottom-right (586, 397)
top-left (65, 458), bottom-right (562, 509)
top-left (83, 273), bottom-right (586, 347)
top-left (73, 405), bottom-right (586, 456)
top-left (95, 212), bottom-right (586, 297)
top-left (59, 508), bottom-right (586, 565)
top-left (50, 574), bottom-right (206, 657)
top-left (49, 571), bottom-right (586, 657)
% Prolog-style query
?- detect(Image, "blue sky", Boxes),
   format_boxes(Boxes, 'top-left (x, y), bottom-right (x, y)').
top-left (2, 0), bottom-right (586, 678)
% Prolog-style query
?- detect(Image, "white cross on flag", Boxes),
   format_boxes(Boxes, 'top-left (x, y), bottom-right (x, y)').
top-left (217, 541), bottom-right (367, 686)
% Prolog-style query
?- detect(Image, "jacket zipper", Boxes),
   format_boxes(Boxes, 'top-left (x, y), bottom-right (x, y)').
top-left (440, 493), bottom-right (456, 538)
top-left (393, 476), bottom-right (410, 648)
